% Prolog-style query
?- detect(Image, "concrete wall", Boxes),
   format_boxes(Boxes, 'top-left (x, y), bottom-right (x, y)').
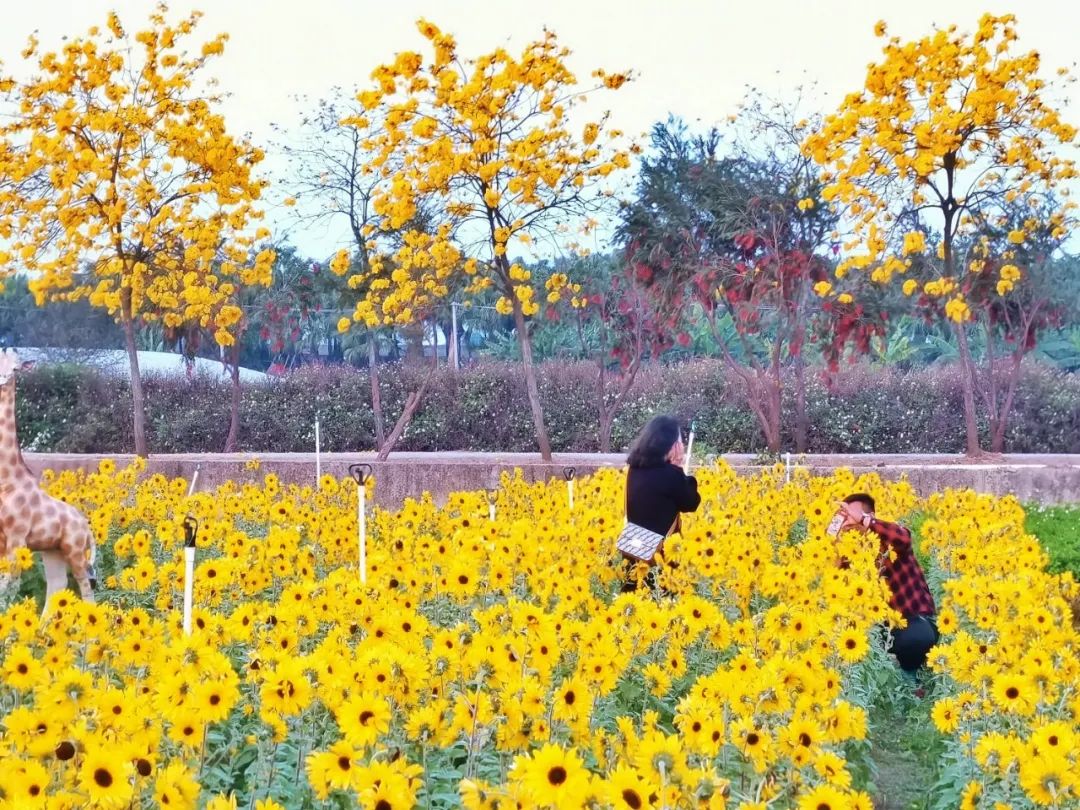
top-left (25, 452), bottom-right (1080, 507)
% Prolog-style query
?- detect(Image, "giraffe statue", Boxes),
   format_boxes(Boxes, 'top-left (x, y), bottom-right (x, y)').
top-left (0, 349), bottom-right (96, 614)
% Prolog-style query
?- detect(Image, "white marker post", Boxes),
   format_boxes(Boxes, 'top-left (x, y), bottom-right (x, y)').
top-left (315, 417), bottom-right (321, 486)
top-left (187, 463), bottom-right (201, 497)
top-left (182, 516), bottom-right (198, 636)
top-left (487, 489), bottom-right (497, 523)
top-left (349, 464), bottom-right (372, 585)
top-left (563, 467), bottom-right (576, 511)
top-left (683, 422), bottom-right (696, 474)
top-left (785, 452), bottom-right (792, 483)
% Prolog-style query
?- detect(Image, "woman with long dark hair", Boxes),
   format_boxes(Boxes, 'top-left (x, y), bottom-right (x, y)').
top-left (620, 414), bottom-right (701, 592)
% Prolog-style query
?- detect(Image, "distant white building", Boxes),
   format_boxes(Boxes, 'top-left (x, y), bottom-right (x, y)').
top-left (14, 347), bottom-right (269, 384)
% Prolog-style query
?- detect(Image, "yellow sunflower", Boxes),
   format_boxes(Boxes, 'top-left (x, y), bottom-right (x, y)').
top-left (78, 751), bottom-right (134, 808)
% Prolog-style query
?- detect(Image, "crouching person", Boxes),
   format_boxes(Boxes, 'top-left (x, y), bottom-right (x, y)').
top-left (835, 494), bottom-right (939, 680)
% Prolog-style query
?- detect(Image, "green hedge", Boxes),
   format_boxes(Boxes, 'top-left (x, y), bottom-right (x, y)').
top-left (13, 360), bottom-right (1080, 454)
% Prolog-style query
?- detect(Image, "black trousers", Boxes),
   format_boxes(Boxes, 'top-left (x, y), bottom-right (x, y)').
top-left (888, 614), bottom-right (939, 672)
top-left (619, 557), bottom-right (675, 596)
top-left (620, 557), bottom-right (656, 593)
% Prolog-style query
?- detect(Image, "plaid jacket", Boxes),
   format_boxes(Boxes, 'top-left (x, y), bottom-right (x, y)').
top-left (869, 518), bottom-right (936, 617)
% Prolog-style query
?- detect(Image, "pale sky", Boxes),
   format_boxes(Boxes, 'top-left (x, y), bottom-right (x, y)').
top-left (2, 0), bottom-right (1077, 258)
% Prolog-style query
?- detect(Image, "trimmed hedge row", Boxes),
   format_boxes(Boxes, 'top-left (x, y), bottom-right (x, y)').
top-left (14, 360), bottom-right (1080, 454)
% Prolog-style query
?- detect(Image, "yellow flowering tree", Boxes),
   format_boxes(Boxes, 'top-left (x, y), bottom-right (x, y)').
top-left (339, 20), bottom-right (631, 460)
top-left (0, 5), bottom-right (274, 456)
top-left (275, 90), bottom-right (397, 450)
top-left (952, 201), bottom-right (1078, 451)
top-left (805, 14), bottom-right (1077, 454)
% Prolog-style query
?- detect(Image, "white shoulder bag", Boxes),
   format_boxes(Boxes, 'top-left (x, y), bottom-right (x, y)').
top-left (616, 472), bottom-right (678, 562)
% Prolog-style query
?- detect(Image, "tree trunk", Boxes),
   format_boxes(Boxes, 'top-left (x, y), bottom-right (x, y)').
top-left (122, 314), bottom-right (148, 457)
top-left (732, 370), bottom-right (773, 455)
top-left (744, 372), bottom-right (781, 453)
top-left (598, 409), bottom-right (615, 454)
top-left (954, 324), bottom-right (983, 456)
top-left (377, 370), bottom-right (434, 461)
top-left (223, 343), bottom-right (242, 452)
top-left (991, 354), bottom-right (1025, 453)
top-left (402, 321), bottom-right (425, 364)
top-left (794, 351), bottom-right (809, 453)
top-left (766, 377), bottom-right (782, 454)
top-left (368, 334), bottom-right (386, 450)
top-left (512, 302), bottom-right (552, 461)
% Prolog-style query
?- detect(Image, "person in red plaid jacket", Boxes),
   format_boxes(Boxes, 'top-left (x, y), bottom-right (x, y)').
top-left (837, 493), bottom-right (939, 675)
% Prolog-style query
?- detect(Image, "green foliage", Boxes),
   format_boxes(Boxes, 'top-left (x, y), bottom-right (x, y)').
top-left (10, 359), bottom-right (1080, 455)
top-left (1024, 504), bottom-right (1080, 578)
top-left (0, 274), bottom-right (123, 350)
top-left (1037, 326), bottom-right (1080, 372)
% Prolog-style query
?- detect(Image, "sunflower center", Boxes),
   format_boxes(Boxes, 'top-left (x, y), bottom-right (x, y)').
top-left (799, 733), bottom-right (812, 746)
top-left (360, 710), bottom-right (375, 724)
top-left (547, 766), bottom-right (568, 786)
top-left (746, 732), bottom-right (760, 746)
top-left (1006, 687), bottom-right (1019, 699)
top-left (93, 767), bottom-right (114, 788)
top-left (338, 756), bottom-right (351, 771)
top-left (621, 788), bottom-right (643, 809)
top-left (564, 691), bottom-right (576, 706)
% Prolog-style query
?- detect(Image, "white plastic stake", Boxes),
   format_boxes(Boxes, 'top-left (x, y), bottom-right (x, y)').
top-left (187, 463), bottom-right (201, 497)
top-left (182, 547), bottom-right (195, 636)
top-left (487, 490), bottom-right (497, 522)
top-left (349, 464), bottom-right (371, 585)
top-left (181, 517), bottom-right (197, 636)
top-left (683, 424), bottom-right (695, 474)
top-left (563, 467), bottom-right (576, 511)
top-left (785, 452), bottom-right (792, 483)
top-left (315, 417), bottom-right (321, 485)
top-left (358, 483), bottom-right (367, 585)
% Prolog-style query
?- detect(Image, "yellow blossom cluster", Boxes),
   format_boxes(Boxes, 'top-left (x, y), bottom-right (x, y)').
top-left (333, 19), bottom-right (631, 332)
top-left (804, 14), bottom-right (1077, 306)
top-left (544, 273), bottom-right (586, 309)
top-left (997, 263), bottom-right (1022, 296)
top-left (0, 5), bottom-right (274, 345)
top-left (944, 296), bottom-right (972, 323)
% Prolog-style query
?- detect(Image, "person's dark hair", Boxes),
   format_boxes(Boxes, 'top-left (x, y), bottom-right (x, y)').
top-left (844, 493), bottom-right (876, 513)
top-left (627, 415), bottom-right (681, 468)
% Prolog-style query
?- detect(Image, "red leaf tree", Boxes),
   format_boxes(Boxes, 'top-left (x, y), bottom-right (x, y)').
top-left (619, 99), bottom-right (837, 452)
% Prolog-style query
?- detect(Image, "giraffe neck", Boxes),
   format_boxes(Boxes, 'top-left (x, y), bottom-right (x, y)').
top-left (0, 380), bottom-right (32, 482)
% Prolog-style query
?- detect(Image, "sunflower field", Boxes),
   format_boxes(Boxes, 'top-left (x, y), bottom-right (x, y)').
top-left (0, 460), bottom-right (1078, 810)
